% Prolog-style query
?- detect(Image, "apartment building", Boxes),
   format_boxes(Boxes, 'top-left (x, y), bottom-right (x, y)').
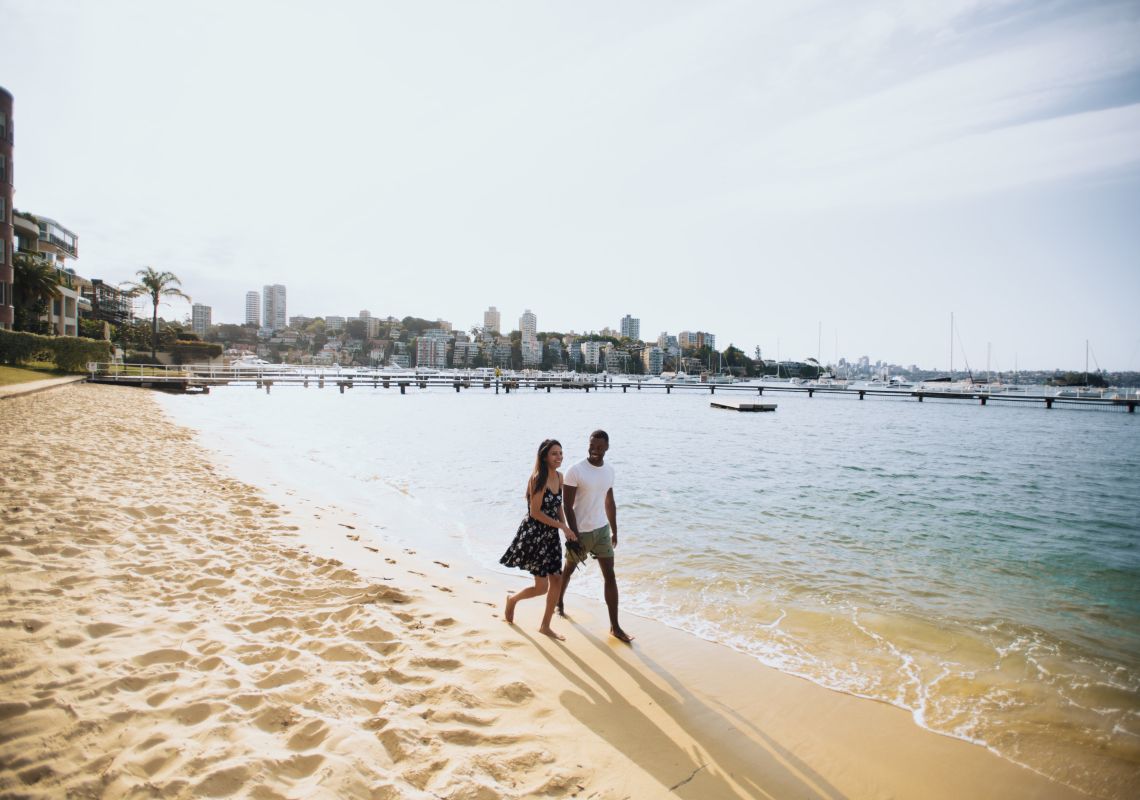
top-left (262, 284), bottom-right (286, 331)
top-left (0, 86), bottom-right (11, 329)
top-left (192, 303), bottom-right (212, 336)
top-left (245, 291), bottom-right (260, 325)
top-left (483, 306), bottom-right (501, 334)
top-left (620, 314), bottom-right (640, 341)
top-left (642, 345), bottom-right (664, 375)
top-left (520, 309), bottom-right (540, 367)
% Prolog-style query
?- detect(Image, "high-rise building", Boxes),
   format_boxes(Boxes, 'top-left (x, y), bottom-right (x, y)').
top-left (580, 340), bottom-right (601, 370)
top-left (677, 330), bottom-right (715, 350)
top-left (192, 303), bottom-right (212, 336)
top-left (245, 291), bottom-right (261, 325)
top-left (262, 284), bottom-right (286, 331)
top-left (642, 346), bottom-right (664, 375)
top-left (519, 309), bottom-right (540, 366)
top-left (484, 306), bottom-right (501, 334)
top-left (620, 314), bottom-right (640, 341)
top-left (415, 330), bottom-right (450, 369)
top-left (0, 86), bottom-right (13, 329)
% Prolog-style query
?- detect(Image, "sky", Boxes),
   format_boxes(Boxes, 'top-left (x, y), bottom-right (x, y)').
top-left (2, 0), bottom-right (1139, 371)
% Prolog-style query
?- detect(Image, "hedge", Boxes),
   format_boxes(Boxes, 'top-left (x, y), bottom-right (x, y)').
top-left (0, 329), bottom-right (113, 371)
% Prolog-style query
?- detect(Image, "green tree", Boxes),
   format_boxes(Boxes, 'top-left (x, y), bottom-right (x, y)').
top-left (79, 318), bottom-right (108, 340)
top-left (722, 344), bottom-right (754, 376)
top-left (209, 324), bottom-right (258, 346)
top-left (12, 252), bottom-right (61, 334)
top-left (123, 267), bottom-right (190, 358)
top-left (345, 319), bottom-right (368, 340)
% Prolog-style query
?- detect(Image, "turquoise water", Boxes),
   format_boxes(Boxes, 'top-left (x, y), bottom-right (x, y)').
top-left (157, 385), bottom-right (1140, 797)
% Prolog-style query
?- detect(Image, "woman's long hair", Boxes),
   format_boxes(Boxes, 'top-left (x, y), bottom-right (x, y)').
top-left (526, 439), bottom-right (561, 502)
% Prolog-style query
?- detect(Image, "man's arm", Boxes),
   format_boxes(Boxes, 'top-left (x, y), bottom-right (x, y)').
top-left (605, 488), bottom-right (617, 546)
top-left (564, 485), bottom-right (579, 535)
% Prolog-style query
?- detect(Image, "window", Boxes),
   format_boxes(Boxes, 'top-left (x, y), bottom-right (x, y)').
top-left (0, 154), bottom-right (5, 183)
top-left (0, 110), bottom-right (6, 141)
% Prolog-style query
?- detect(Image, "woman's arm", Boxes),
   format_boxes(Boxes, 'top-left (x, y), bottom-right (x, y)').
top-left (528, 489), bottom-right (564, 529)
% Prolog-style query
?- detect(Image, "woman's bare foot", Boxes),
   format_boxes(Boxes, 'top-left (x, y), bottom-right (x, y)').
top-left (504, 593), bottom-right (517, 624)
top-left (538, 626), bottom-right (566, 641)
top-left (611, 627), bottom-right (634, 644)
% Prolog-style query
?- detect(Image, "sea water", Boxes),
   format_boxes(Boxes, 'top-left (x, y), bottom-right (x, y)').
top-left (156, 384), bottom-right (1140, 797)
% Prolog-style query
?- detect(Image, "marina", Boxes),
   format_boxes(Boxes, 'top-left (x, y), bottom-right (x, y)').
top-left (87, 362), bottom-right (1140, 412)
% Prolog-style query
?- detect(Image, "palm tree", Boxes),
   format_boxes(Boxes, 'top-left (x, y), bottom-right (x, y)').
top-left (124, 267), bottom-right (190, 358)
top-left (12, 252), bottom-right (61, 333)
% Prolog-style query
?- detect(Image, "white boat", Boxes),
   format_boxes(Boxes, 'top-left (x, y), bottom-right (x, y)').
top-left (850, 376), bottom-right (913, 391)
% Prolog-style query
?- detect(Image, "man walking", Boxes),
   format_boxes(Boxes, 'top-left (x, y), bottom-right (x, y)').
top-left (557, 430), bottom-right (633, 643)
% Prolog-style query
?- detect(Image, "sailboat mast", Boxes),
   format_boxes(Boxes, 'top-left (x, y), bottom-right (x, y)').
top-left (950, 312), bottom-right (954, 380)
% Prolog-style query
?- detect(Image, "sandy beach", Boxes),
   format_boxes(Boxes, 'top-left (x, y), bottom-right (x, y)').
top-left (0, 383), bottom-right (1091, 799)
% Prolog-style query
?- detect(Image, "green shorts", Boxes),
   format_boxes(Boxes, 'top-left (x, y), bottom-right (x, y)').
top-left (566, 525), bottom-right (614, 565)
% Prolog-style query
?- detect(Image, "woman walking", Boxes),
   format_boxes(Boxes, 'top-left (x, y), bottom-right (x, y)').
top-left (500, 439), bottom-right (578, 639)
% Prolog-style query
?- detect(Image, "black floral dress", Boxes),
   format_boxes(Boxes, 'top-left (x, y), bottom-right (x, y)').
top-left (500, 487), bottom-right (563, 577)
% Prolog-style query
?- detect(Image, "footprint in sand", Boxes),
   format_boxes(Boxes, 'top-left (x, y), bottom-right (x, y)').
top-left (254, 706), bottom-right (299, 733)
top-left (276, 753), bottom-right (325, 778)
top-left (316, 644), bottom-right (368, 662)
top-left (255, 667), bottom-right (307, 689)
top-left (411, 656), bottom-right (462, 671)
top-left (438, 728), bottom-right (522, 746)
top-left (171, 702), bottom-right (216, 726)
top-left (133, 648), bottom-right (192, 667)
top-left (236, 645), bottom-right (300, 665)
top-left (494, 681), bottom-right (535, 704)
top-left (286, 719), bottom-right (330, 751)
top-left (232, 693), bottom-right (265, 712)
top-left (193, 765), bottom-right (251, 797)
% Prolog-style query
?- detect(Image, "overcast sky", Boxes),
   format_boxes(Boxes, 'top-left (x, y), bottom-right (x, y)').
top-left (2, 0), bottom-right (1138, 370)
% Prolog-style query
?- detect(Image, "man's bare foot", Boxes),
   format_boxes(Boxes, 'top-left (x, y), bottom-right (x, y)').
top-left (504, 594), bottom-right (517, 624)
top-left (556, 602), bottom-right (567, 617)
top-left (538, 626), bottom-right (566, 641)
top-left (611, 627), bottom-right (634, 644)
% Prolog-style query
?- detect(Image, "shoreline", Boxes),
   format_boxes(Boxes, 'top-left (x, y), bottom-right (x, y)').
top-left (0, 384), bottom-right (1096, 798)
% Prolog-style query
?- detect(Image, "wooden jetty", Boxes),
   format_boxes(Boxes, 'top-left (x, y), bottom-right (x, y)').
top-left (711, 399), bottom-right (777, 412)
top-left (83, 364), bottom-right (1139, 413)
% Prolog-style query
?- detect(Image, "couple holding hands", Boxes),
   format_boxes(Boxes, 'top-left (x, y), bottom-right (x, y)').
top-left (500, 430), bottom-right (633, 643)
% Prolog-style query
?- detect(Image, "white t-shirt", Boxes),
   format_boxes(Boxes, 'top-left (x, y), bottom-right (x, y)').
top-left (564, 459), bottom-right (614, 532)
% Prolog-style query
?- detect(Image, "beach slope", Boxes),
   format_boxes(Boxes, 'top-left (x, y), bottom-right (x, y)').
top-left (0, 384), bottom-right (1086, 798)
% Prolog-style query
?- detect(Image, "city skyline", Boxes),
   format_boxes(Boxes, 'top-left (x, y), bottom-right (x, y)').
top-left (1, 1), bottom-right (1137, 371)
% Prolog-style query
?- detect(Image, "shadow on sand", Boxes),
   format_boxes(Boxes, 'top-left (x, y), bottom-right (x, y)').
top-left (519, 626), bottom-right (847, 799)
